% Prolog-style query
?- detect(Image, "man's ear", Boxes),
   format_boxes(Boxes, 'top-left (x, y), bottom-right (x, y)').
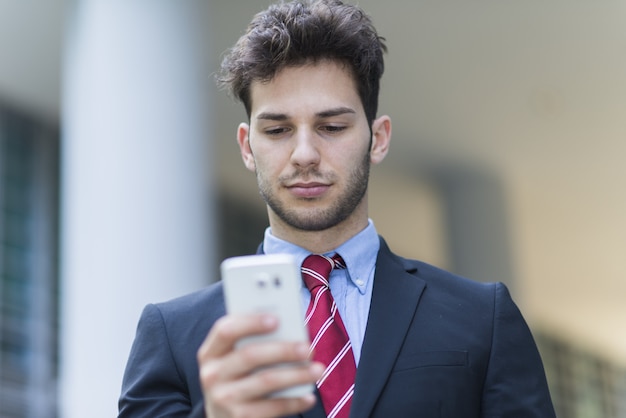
top-left (370, 115), bottom-right (392, 165)
top-left (237, 123), bottom-right (256, 172)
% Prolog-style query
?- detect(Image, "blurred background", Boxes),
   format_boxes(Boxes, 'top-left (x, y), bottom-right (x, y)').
top-left (1, 1), bottom-right (625, 417)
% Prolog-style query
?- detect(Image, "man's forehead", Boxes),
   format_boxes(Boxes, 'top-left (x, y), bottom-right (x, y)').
top-left (247, 62), bottom-right (362, 120)
top-left (248, 60), bottom-right (357, 95)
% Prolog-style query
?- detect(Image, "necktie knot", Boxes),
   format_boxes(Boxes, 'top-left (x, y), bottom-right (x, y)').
top-left (301, 254), bottom-right (345, 292)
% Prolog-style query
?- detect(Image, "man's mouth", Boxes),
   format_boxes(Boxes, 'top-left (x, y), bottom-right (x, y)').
top-left (286, 182), bottom-right (330, 198)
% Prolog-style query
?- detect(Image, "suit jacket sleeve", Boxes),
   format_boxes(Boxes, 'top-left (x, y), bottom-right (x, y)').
top-left (481, 283), bottom-right (555, 417)
top-left (118, 303), bottom-right (197, 418)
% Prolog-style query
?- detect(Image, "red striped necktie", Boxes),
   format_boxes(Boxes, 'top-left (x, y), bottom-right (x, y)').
top-left (302, 254), bottom-right (356, 418)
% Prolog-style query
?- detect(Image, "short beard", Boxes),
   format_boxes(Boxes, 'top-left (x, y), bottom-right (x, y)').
top-left (257, 151), bottom-right (371, 232)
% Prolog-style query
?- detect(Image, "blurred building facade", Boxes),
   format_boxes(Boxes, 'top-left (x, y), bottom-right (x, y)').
top-left (0, 105), bottom-right (59, 417)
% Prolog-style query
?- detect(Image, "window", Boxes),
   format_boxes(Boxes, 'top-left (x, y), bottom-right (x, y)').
top-left (536, 331), bottom-right (626, 418)
top-left (0, 105), bottom-right (59, 418)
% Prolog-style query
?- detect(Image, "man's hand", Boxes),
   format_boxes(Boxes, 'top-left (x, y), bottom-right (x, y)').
top-left (197, 313), bottom-right (324, 418)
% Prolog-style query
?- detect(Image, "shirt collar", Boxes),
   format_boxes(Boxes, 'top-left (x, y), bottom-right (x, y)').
top-left (263, 219), bottom-right (380, 294)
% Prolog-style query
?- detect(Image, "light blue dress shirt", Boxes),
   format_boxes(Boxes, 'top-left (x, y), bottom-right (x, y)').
top-left (263, 220), bottom-right (380, 364)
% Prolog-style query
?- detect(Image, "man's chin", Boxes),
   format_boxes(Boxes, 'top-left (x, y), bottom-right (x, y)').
top-left (275, 209), bottom-right (346, 232)
top-left (285, 217), bottom-right (341, 232)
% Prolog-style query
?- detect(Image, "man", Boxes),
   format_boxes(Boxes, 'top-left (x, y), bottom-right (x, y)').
top-left (118, 1), bottom-right (556, 417)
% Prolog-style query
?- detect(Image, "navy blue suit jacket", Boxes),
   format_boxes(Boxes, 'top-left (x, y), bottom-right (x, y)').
top-left (119, 238), bottom-right (555, 417)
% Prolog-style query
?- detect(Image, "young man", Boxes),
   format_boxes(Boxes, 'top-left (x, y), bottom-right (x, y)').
top-left (118, 1), bottom-right (555, 417)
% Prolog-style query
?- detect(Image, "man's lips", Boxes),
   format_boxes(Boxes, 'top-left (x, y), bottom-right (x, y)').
top-left (286, 182), bottom-right (330, 198)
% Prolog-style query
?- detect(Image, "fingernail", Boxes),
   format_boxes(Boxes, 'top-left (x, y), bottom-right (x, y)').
top-left (295, 342), bottom-right (310, 357)
top-left (261, 314), bottom-right (278, 328)
top-left (310, 362), bottom-right (325, 377)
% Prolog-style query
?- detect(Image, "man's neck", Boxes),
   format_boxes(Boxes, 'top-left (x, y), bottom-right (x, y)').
top-left (268, 212), bottom-right (369, 254)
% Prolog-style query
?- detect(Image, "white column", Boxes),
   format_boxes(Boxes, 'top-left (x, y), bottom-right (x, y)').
top-left (60, 2), bottom-right (215, 417)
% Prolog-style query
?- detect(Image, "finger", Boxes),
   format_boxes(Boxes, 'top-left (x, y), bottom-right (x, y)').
top-left (209, 361), bottom-right (324, 409)
top-left (197, 313), bottom-right (277, 362)
top-left (245, 361), bottom-right (324, 399)
top-left (199, 340), bottom-right (314, 391)
top-left (216, 393), bottom-right (318, 418)
top-left (226, 340), bottom-right (313, 379)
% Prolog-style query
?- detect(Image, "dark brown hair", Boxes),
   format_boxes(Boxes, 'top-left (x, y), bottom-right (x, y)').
top-left (217, 0), bottom-right (387, 124)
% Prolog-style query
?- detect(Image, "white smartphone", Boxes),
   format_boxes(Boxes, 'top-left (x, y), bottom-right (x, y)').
top-left (220, 253), bottom-right (313, 398)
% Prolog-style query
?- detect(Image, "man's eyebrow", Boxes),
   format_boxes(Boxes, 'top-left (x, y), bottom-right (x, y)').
top-left (316, 107), bottom-right (356, 118)
top-left (255, 107), bottom-right (356, 121)
top-left (256, 112), bottom-right (288, 121)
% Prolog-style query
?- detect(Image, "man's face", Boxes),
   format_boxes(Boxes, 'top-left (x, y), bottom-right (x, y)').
top-left (238, 60), bottom-right (389, 234)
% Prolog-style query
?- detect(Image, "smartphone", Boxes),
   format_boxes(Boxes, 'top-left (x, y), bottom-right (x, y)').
top-left (220, 253), bottom-right (313, 398)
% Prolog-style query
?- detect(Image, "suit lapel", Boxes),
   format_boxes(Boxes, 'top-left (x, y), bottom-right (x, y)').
top-left (349, 238), bottom-right (426, 418)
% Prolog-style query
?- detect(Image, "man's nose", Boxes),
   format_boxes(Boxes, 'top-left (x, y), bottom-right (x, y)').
top-left (290, 129), bottom-right (321, 168)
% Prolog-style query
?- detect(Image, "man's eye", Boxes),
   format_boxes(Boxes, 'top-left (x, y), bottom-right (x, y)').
top-left (265, 127), bottom-right (288, 136)
top-left (321, 125), bottom-right (346, 133)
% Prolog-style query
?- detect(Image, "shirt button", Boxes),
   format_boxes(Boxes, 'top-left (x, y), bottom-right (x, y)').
top-left (355, 279), bottom-right (364, 286)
